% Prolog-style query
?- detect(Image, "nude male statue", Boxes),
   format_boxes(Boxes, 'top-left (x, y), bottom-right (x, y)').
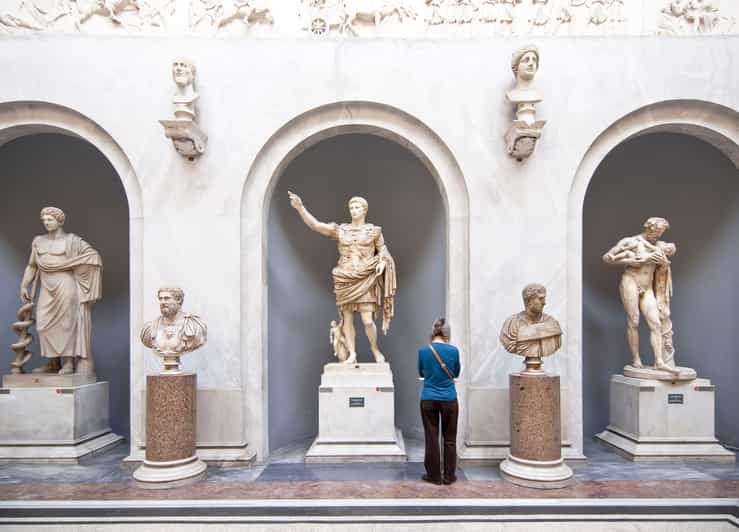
top-left (602, 217), bottom-right (679, 374)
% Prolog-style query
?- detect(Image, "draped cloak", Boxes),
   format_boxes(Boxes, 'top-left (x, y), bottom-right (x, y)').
top-left (499, 312), bottom-right (562, 359)
top-left (31, 233), bottom-right (102, 359)
top-left (330, 223), bottom-right (397, 334)
top-left (140, 313), bottom-right (208, 355)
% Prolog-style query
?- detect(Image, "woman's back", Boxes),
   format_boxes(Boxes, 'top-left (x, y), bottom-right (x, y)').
top-left (418, 342), bottom-right (460, 401)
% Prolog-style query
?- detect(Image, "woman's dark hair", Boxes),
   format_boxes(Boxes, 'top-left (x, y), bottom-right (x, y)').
top-left (430, 318), bottom-right (451, 342)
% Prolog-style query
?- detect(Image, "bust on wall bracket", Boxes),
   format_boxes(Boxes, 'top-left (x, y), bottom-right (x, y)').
top-left (505, 45), bottom-right (546, 161)
top-left (159, 58), bottom-right (208, 160)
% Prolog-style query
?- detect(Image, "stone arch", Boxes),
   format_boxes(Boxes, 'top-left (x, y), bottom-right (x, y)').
top-left (0, 100), bottom-right (144, 441)
top-left (241, 101), bottom-right (470, 460)
top-left (567, 99), bottom-right (739, 451)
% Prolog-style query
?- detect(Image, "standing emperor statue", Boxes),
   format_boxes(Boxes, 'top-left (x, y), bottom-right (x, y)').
top-left (288, 192), bottom-right (397, 364)
top-left (19, 207), bottom-right (102, 376)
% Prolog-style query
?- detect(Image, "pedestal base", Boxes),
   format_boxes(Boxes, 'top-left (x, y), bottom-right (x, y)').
top-left (135, 373), bottom-right (208, 487)
top-left (595, 374), bottom-right (734, 463)
top-left (500, 372), bottom-right (573, 489)
top-left (2, 373), bottom-right (96, 387)
top-left (305, 362), bottom-right (406, 462)
top-left (0, 381), bottom-right (122, 463)
top-left (499, 454), bottom-right (573, 489)
top-left (133, 455), bottom-right (207, 489)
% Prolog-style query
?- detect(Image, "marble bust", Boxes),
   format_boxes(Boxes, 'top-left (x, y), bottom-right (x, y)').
top-left (160, 58), bottom-right (208, 158)
top-left (171, 58), bottom-right (199, 122)
top-left (603, 217), bottom-right (696, 380)
top-left (499, 284), bottom-right (562, 372)
top-left (506, 45), bottom-right (542, 124)
top-left (288, 192), bottom-right (397, 365)
top-left (504, 44), bottom-right (546, 161)
top-left (18, 207), bottom-right (102, 376)
top-left (141, 287), bottom-right (207, 373)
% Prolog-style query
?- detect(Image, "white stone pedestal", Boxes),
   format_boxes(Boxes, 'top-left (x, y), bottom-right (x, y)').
top-left (306, 362), bottom-right (406, 462)
top-left (0, 381), bottom-right (123, 462)
top-left (596, 374), bottom-right (735, 463)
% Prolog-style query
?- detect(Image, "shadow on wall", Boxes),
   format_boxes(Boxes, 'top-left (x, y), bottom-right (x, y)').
top-left (583, 132), bottom-right (739, 448)
top-left (0, 134), bottom-right (131, 438)
top-left (267, 133), bottom-right (447, 453)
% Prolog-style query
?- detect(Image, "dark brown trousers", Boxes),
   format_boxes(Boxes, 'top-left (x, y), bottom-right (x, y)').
top-left (420, 399), bottom-right (459, 482)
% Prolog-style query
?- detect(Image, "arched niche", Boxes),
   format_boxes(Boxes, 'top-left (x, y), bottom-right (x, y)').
top-left (0, 101), bottom-right (143, 440)
top-left (267, 133), bottom-right (446, 452)
top-left (242, 101), bottom-right (470, 460)
top-left (568, 100), bottom-right (739, 451)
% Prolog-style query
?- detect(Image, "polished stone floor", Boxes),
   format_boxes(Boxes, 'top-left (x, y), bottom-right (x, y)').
top-left (0, 438), bottom-right (737, 491)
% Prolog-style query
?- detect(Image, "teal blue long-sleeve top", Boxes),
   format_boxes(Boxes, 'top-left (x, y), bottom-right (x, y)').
top-left (418, 342), bottom-right (461, 401)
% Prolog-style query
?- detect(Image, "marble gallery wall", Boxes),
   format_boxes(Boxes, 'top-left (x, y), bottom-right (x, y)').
top-left (0, 134), bottom-right (130, 436)
top-left (583, 132), bottom-right (739, 448)
top-left (0, 33), bottom-right (737, 462)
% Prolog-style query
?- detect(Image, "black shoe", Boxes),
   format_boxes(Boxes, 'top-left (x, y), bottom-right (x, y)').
top-left (422, 474), bottom-right (442, 485)
top-left (443, 476), bottom-right (457, 485)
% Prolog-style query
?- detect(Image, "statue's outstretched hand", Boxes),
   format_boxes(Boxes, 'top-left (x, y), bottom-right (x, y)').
top-left (288, 191), bottom-right (303, 211)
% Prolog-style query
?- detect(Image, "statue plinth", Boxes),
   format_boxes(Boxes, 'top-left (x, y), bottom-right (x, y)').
top-left (499, 372), bottom-right (573, 489)
top-left (622, 364), bottom-right (696, 381)
top-left (133, 373), bottom-right (207, 488)
top-left (0, 381), bottom-right (122, 462)
top-left (2, 373), bottom-right (96, 387)
top-left (596, 374), bottom-right (735, 463)
top-left (306, 362), bottom-right (406, 462)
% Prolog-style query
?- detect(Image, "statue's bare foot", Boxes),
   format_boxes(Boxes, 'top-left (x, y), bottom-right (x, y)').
top-left (372, 350), bottom-right (385, 363)
top-left (32, 358), bottom-right (61, 374)
top-left (76, 358), bottom-right (95, 376)
top-left (58, 357), bottom-right (74, 375)
top-left (631, 357), bottom-right (643, 368)
top-left (344, 352), bottom-right (357, 364)
top-left (655, 361), bottom-right (680, 374)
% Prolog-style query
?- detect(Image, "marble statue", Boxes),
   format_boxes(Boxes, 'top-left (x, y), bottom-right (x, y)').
top-left (505, 44), bottom-right (546, 161)
top-left (141, 287), bottom-right (207, 373)
top-left (288, 192), bottom-right (397, 364)
top-left (159, 58), bottom-right (208, 158)
top-left (603, 217), bottom-right (696, 380)
top-left (18, 207), bottom-right (102, 376)
top-left (499, 283), bottom-right (562, 372)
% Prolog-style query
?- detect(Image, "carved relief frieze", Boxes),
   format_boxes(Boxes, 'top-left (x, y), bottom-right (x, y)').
top-left (189, 0), bottom-right (274, 34)
top-left (657, 0), bottom-right (735, 35)
top-left (0, 0), bottom-right (736, 36)
top-left (0, 0), bottom-right (177, 33)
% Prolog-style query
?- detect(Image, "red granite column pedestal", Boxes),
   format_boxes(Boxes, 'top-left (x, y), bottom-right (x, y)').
top-left (499, 372), bottom-right (573, 489)
top-left (133, 373), bottom-right (206, 488)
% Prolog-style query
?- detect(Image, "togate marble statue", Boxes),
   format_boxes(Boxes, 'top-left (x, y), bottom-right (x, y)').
top-left (159, 58), bottom-right (208, 159)
top-left (141, 287), bottom-right (207, 373)
top-left (505, 44), bottom-right (546, 161)
top-left (289, 192), bottom-right (397, 365)
top-left (499, 283), bottom-right (562, 372)
top-left (603, 217), bottom-right (696, 380)
top-left (16, 207), bottom-right (102, 377)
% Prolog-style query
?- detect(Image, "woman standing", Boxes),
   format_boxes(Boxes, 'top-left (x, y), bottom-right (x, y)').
top-left (418, 318), bottom-right (461, 485)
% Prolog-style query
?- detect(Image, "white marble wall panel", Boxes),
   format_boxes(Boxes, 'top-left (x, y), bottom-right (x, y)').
top-left (0, 35), bottom-right (736, 461)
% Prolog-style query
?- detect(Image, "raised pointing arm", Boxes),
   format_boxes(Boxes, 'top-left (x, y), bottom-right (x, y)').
top-left (288, 191), bottom-right (335, 238)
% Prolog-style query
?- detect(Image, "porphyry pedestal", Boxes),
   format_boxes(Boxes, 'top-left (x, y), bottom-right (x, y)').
top-left (0, 378), bottom-right (123, 462)
top-left (499, 372), bottom-right (573, 489)
top-left (596, 374), bottom-right (735, 462)
top-left (306, 362), bottom-right (406, 462)
top-left (133, 373), bottom-right (206, 488)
